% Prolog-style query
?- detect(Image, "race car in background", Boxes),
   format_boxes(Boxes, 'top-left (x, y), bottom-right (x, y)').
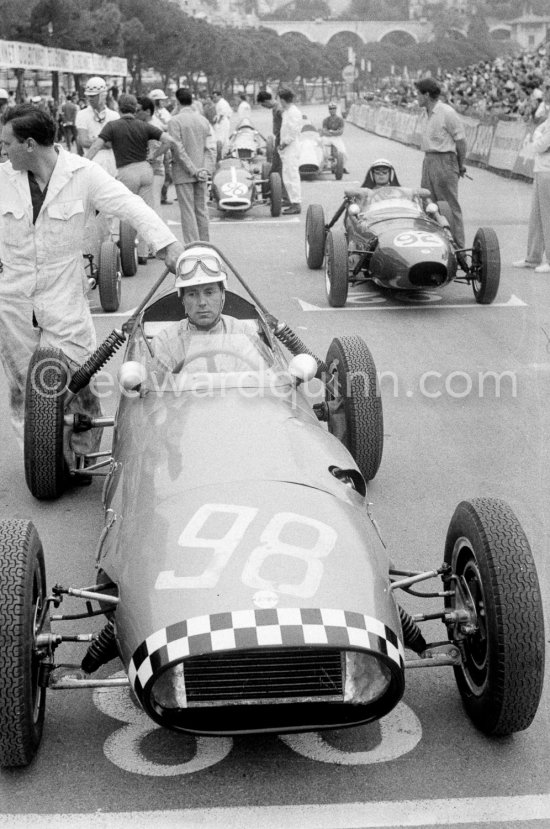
top-left (298, 123), bottom-right (344, 180)
top-left (305, 185), bottom-right (501, 307)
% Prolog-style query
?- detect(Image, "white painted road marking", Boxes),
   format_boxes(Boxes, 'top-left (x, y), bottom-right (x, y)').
top-left (2, 796), bottom-right (550, 827)
top-left (166, 218), bottom-right (301, 226)
top-left (297, 294), bottom-right (527, 311)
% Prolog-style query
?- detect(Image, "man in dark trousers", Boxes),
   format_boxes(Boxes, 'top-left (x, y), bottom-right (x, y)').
top-left (415, 77), bottom-right (467, 253)
top-left (167, 87), bottom-right (215, 245)
top-left (257, 89), bottom-right (288, 202)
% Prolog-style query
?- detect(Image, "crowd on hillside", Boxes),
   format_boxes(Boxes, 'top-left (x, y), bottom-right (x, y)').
top-left (361, 47), bottom-right (550, 122)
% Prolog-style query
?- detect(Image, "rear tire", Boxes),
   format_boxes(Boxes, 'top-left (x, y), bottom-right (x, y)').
top-left (119, 221), bottom-right (137, 277)
top-left (443, 498), bottom-right (544, 735)
top-left (0, 519), bottom-right (47, 768)
top-left (269, 172), bottom-right (282, 217)
top-left (471, 227), bottom-right (500, 304)
top-left (98, 240), bottom-right (122, 312)
top-left (24, 348), bottom-right (68, 500)
top-left (325, 336), bottom-right (383, 481)
top-left (334, 150), bottom-right (344, 180)
top-left (305, 204), bottom-right (326, 269)
top-left (325, 228), bottom-right (349, 307)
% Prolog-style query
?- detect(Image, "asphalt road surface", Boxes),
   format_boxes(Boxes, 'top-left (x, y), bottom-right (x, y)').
top-left (0, 104), bottom-right (549, 829)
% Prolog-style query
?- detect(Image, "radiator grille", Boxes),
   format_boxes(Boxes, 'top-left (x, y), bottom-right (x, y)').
top-left (183, 647), bottom-right (343, 705)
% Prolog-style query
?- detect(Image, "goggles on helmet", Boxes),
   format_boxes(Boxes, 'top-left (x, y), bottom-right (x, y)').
top-left (373, 166), bottom-right (390, 174)
top-left (178, 254), bottom-right (223, 278)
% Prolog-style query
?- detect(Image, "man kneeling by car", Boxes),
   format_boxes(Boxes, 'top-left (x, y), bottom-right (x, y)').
top-left (150, 245), bottom-right (262, 375)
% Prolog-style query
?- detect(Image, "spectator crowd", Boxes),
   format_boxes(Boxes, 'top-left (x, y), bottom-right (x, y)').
top-left (360, 47), bottom-right (550, 122)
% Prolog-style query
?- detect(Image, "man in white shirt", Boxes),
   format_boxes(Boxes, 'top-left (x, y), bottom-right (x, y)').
top-left (236, 93), bottom-right (251, 126)
top-left (75, 76), bottom-right (119, 176)
top-left (212, 90), bottom-right (232, 154)
top-left (278, 87), bottom-right (303, 214)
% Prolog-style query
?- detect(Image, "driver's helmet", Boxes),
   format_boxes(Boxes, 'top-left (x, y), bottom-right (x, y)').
top-left (175, 246), bottom-right (228, 295)
top-left (361, 158), bottom-right (400, 188)
top-left (84, 76), bottom-right (107, 97)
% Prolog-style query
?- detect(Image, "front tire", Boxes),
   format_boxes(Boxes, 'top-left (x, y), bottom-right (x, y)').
top-left (305, 204), bottom-right (326, 269)
top-left (325, 228), bottom-right (349, 307)
top-left (269, 172), bottom-right (282, 217)
top-left (471, 227), bottom-right (500, 304)
top-left (0, 520), bottom-right (48, 768)
top-left (119, 221), bottom-right (137, 277)
top-left (443, 498), bottom-right (545, 735)
top-left (261, 161), bottom-right (272, 198)
top-left (325, 336), bottom-right (383, 481)
top-left (24, 348), bottom-right (68, 500)
top-left (98, 240), bottom-right (122, 312)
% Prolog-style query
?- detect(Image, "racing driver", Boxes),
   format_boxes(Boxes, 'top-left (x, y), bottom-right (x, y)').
top-left (150, 245), bottom-right (261, 375)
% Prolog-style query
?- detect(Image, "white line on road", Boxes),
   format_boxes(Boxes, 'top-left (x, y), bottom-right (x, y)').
top-left (297, 294), bottom-right (528, 311)
top-left (2, 796), bottom-right (550, 828)
top-left (166, 218), bottom-right (300, 226)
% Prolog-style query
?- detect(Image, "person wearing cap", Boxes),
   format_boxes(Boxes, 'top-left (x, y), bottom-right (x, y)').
top-left (150, 245), bottom-right (257, 375)
top-left (0, 104), bottom-right (184, 456)
top-left (75, 76), bottom-right (119, 175)
top-left (415, 76), bottom-right (467, 251)
top-left (60, 93), bottom-right (80, 153)
top-left (361, 159), bottom-right (400, 189)
top-left (278, 87), bottom-right (303, 214)
top-left (212, 90), bottom-right (233, 155)
top-left (320, 102), bottom-right (348, 174)
top-left (149, 89), bottom-right (172, 127)
top-left (167, 87), bottom-right (215, 246)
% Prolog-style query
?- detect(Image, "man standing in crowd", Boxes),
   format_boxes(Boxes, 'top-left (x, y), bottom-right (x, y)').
top-left (61, 93), bottom-right (80, 153)
top-left (320, 101), bottom-right (348, 173)
top-left (0, 89), bottom-right (10, 125)
top-left (236, 92), bottom-right (251, 126)
top-left (86, 93), bottom-right (186, 263)
top-left (137, 95), bottom-right (169, 216)
top-left (0, 104), bottom-right (183, 460)
top-left (513, 106), bottom-right (550, 273)
top-left (149, 89), bottom-right (173, 203)
top-left (167, 87), bottom-right (215, 245)
top-left (212, 90), bottom-right (232, 154)
top-left (278, 87), bottom-right (303, 215)
top-left (75, 76), bottom-right (119, 175)
top-left (415, 77), bottom-right (467, 253)
top-left (256, 89), bottom-right (287, 200)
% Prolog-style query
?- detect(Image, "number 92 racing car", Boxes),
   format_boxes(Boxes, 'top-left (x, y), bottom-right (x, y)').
top-left (305, 185), bottom-right (501, 307)
top-left (0, 246), bottom-right (543, 768)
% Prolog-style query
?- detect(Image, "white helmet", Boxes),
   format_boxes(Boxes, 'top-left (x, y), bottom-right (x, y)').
top-left (84, 76), bottom-right (107, 96)
top-left (149, 88), bottom-right (168, 101)
top-left (175, 246), bottom-right (227, 292)
top-left (0, 88), bottom-right (8, 101)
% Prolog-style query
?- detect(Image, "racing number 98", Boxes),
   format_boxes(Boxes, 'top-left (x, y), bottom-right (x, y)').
top-left (155, 503), bottom-right (337, 598)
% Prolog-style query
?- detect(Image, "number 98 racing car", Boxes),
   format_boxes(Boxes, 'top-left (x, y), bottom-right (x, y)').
top-left (305, 186), bottom-right (501, 307)
top-left (0, 246), bottom-right (543, 767)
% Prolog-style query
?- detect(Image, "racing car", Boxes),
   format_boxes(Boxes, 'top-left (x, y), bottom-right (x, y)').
top-left (225, 119), bottom-right (275, 164)
top-left (298, 123), bottom-right (344, 180)
top-left (209, 156), bottom-right (282, 217)
top-left (305, 186), bottom-right (501, 306)
top-left (1, 247), bottom-right (543, 768)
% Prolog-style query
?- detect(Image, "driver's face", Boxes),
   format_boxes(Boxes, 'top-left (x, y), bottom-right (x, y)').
top-left (373, 167), bottom-right (390, 185)
top-left (182, 283), bottom-right (224, 329)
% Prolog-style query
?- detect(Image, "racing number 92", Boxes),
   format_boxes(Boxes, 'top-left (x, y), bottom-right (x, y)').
top-left (155, 503), bottom-right (337, 598)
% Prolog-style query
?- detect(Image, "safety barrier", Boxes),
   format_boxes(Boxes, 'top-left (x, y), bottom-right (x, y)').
top-left (347, 102), bottom-right (537, 181)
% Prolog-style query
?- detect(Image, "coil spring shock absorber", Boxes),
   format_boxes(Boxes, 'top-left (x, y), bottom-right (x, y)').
top-left (81, 619), bottom-right (118, 674)
top-left (66, 329), bottom-right (126, 401)
top-left (398, 605), bottom-right (427, 654)
top-left (273, 322), bottom-right (327, 378)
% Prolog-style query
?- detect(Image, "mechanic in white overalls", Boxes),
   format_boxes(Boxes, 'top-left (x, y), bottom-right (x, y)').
top-left (0, 104), bottom-right (184, 455)
top-left (278, 87), bottom-right (303, 215)
top-left (150, 245), bottom-right (260, 377)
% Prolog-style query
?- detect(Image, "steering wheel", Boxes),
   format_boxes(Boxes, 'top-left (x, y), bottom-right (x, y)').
top-left (171, 346), bottom-right (263, 374)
